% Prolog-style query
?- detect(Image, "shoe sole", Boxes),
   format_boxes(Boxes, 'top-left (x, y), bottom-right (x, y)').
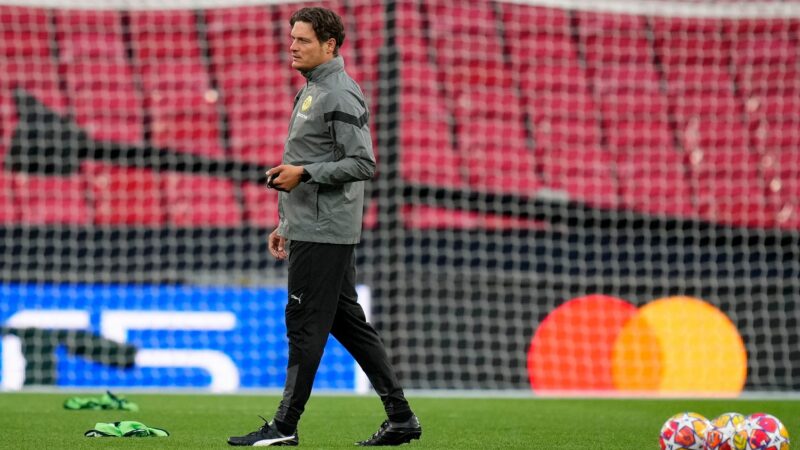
top-left (227, 436), bottom-right (298, 446)
top-left (397, 430), bottom-right (422, 444)
top-left (358, 429), bottom-right (422, 446)
top-left (253, 437), bottom-right (298, 446)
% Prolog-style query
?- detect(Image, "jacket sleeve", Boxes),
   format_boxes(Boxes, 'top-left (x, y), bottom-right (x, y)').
top-left (302, 90), bottom-right (376, 185)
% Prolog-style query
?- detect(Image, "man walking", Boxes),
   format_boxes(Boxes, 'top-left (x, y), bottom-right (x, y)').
top-left (227, 7), bottom-right (421, 447)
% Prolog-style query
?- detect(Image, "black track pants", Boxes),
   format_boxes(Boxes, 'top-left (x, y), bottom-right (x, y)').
top-left (274, 241), bottom-right (411, 428)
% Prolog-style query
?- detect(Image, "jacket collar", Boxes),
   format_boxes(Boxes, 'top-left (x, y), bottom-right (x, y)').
top-left (302, 56), bottom-right (344, 82)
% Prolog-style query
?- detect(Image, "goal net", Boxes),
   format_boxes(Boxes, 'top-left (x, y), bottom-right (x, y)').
top-left (0, 0), bottom-right (798, 395)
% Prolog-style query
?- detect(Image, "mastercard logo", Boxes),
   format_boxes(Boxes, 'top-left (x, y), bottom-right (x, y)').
top-left (527, 295), bottom-right (747, 395)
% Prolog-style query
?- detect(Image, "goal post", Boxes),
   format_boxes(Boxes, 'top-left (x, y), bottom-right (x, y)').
top-left (0, 0), bottom-right (798, 395)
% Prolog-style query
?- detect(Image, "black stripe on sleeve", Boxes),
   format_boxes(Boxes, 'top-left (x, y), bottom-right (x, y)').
top-left (324, 111), bottom-right (369, 128)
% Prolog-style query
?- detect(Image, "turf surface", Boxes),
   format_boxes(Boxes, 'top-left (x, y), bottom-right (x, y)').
top-left (1, 392), bottom-right (798, 449)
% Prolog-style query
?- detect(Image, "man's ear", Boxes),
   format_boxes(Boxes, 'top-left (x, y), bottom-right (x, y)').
top-left (326, 38), bottom-right (337, 54)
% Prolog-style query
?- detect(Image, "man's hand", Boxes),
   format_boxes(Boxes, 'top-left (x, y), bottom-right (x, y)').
top-left (268, 228), bottom-right (288, 260)
top-left (266, 165), bottom-right (306, 192)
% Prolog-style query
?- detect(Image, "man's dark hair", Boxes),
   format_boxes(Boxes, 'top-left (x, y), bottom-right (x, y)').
top-left (290, 7), bottom-right (346, 57)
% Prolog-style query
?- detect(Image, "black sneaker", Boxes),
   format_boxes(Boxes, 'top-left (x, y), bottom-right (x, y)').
top-left (227, 417), bottom-right (298, 446)
top-left (356, 415), bottom-right (422, 446)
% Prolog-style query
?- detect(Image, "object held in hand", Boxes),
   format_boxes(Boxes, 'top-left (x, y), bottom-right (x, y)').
top-left (267, 173), bottom-right (288, 192)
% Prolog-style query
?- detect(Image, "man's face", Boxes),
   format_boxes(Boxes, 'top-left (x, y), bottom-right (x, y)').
top-left (290, 21), bottom-right (335, 72)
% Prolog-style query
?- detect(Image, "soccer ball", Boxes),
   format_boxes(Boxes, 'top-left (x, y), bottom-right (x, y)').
top-left (742, 413), bottom-right (790, 450)
top-left (703, 412), bottom-right (747, 450)
top-left (660, 412), bottom-right (711, 450)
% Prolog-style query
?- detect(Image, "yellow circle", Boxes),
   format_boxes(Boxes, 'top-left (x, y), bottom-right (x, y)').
top-left (612, 296), bottom-right (747, 394)
top-left (301, 95), bottom-right (313, 112)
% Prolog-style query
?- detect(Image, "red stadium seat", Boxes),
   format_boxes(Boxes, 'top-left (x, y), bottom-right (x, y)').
top-left (12, 173), bottom-right (91, 225)
top-left (737, 67), bottom-right (800, 97)
top-left (140, 62), bottom-right (224, 158)
top-left (0, 57), bottom-right (80, 170)
top-left (397, 34), bottom-right (430, 63)
top-left (729, 20), bottom-right (800, 99)
top-left (215, 63), bottom-right (288, 112)
top-left (582, 34), bottom-right (653, 65)
top-left (733, 38), bottom-right (798, 66)
top-left (132, 10), bottom-right (224, 157)
top-left (0, 4), bottom-right (67, 126)
top-left (400, 118), bottom-right (466, 189)
top-left (214, 61), bottom-right (289, 165)
top-left (724, 17), bottom-right (800, 36)
top-left (576, 10), bottom-right (648, 35)
top-left (427, 2), bottom-right (506, 90)
top-left (508, 33), bottom-right (580, 68)
top-left (679, 119), bottom-right (748, 154)
top-left (688, 146), bottom-right (772, 227)
top-left (449, 84), bottom-right (538, 195)
top-left (458, 119), bottom-right (540, 195)
top-left (241, 181), bottom-right (280, 228)
top-left (664, 65), bottom-right (746, 154)
top-left (55, 10), bottom-right (125, 61)
top-left (599, 91), bottom-right (669, 123)
top-left (694, 176), bottom-right (774, 228)
top-left (399, 61), bottom-right (441, 97)
top-left (204, 6), bottom-right (278, 64)
top-left (606, 120), bottom-right (674, 153)
top-left (652, 16), bottom-right (729, 66)
top-left (578, 10), bottom-right (652, 69)
top-left (395, 2), bottom-right (430, 64)
top-left (665, 66), bottom-right (736, 96)
top-left (0, 59), bottom-right (66, 111)
top-left (82, 161), bottom-right (166, 226)
top-left (543, 167), bottom-right (619, 209)
top-left (688, 147), bottom-right (760, 178)
top-left (276, 1), bottom-right (345, 22)
top-left (522, 63), bottom-right (589, 92)
top-left (535, 117), bottom-right (617, 207)
top-left (534, 117), bottom-right (601, 151)
top-left (672, 92), bottom-right (742, 122)
top-left (593, 64), bottom-right (661, 94)
top-left (530, 90), bottom-right (596, 122)
top-left (349, 1), bottom-right (384, 83)
top-left (452, 87), bottom-right (523, 121)
top-left (0, 92), bottom-right (16, 164)
top-left (129, 10), bottom-right (202, 61)
top-left (775, 203), bottom-right (800, 230)
top-left (618, 152), bottom-right (694, 218)
top-left (0, 171), bottom-right (16, 223)
top-left (520, 64), bottom-right (595, 120)
top-left (63, 61), bottom-right (144, 145)
top-left (163, 173), bottom-right (242, 227)
top-left (770, 151), bottom-right (800, 222)
top-left (362, 201), bottom-right (378, 230)
top-left (589, 40), bottom-right (674, 210)
top-left (0, 7), bottom-right (51, 58)
top-left (399, 55), bottom-right (465, 189)
top-left (590, 61), bottom-right (669, 125)
top-left (500, 3), bottom-right (570, 37)
top-left (754, 120), bottom-right (800, 153)
top-left (227, 113), bottom-right (285, 167)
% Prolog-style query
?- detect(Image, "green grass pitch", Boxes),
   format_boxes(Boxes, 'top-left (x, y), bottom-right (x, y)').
top-left (1, 392), bottom-right (799, 449)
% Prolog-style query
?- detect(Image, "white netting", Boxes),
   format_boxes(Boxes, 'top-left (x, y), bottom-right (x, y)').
top-left (0, 0), bottom-right (798, 394)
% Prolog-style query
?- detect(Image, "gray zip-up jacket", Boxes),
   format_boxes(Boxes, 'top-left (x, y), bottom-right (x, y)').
top-left (276, 56), bottom-right (376, 244)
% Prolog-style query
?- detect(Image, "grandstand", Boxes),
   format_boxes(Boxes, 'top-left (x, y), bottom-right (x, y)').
top-left (0, 0), bottom-right (798, 393)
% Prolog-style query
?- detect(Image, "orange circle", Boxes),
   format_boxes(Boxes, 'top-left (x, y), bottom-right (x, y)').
top-left (611, 311), bottom-right (663, 391)
top-left (612, 296), bottom-right (747, 394)
top-left (528, 294), bottom-right (637, 392)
